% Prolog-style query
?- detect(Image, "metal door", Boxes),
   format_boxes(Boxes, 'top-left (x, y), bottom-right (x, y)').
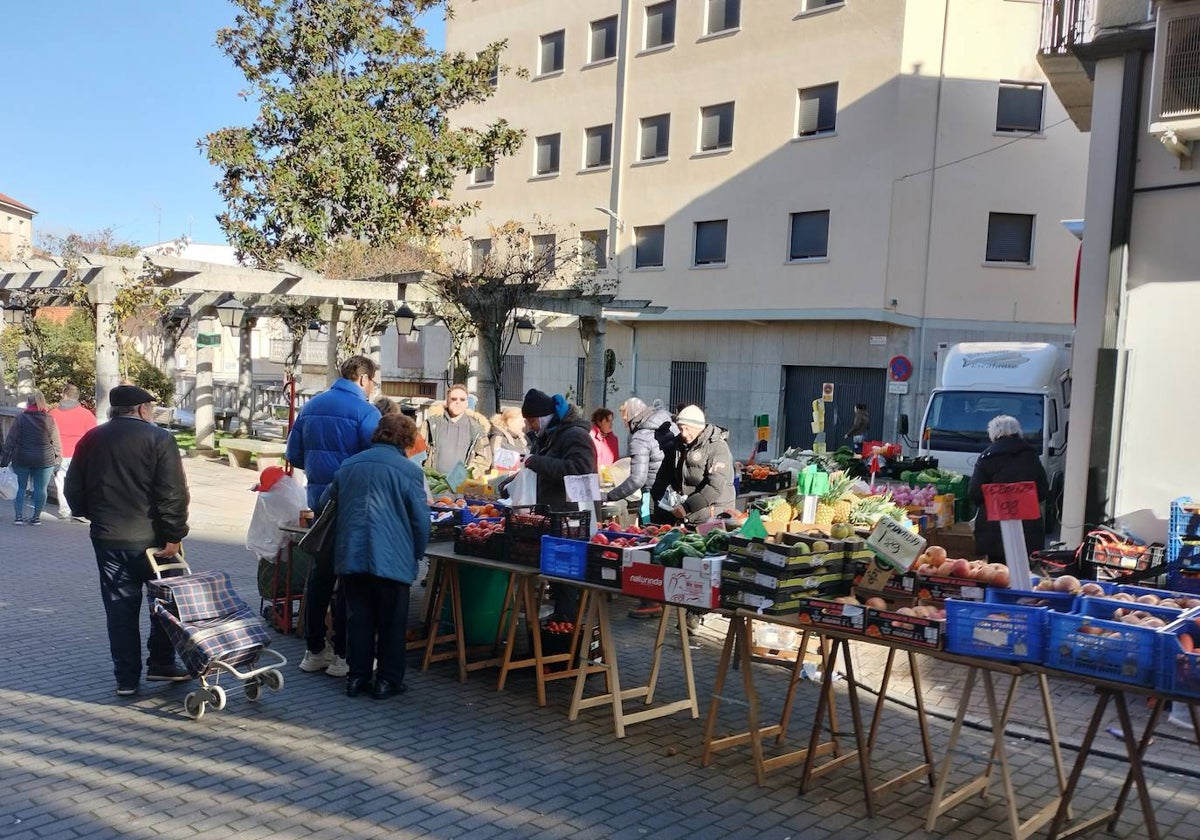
top-left (782, 365), bottom-right (887, 451)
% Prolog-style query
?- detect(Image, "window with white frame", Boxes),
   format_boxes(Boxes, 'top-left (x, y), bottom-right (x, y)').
top-left (802, 0), bottom-right (844, 11)
top-left (639, 114), bottom-right (670, 160)
top-left (985, 213), bottom-right (1035, 264)
top-left (693, 220), bottom-right (728, 266)
top-left (635, 225), bottom-right (665, 268)
top-left (533, 233), bottom-right (557, 273)
top-left (581, 230), bottom-right (609, 270)
top-left (535, 133), bottom-right (561, 175)
top-left (590, 16), bottom-right (618, 62)
top-left (539, 30), bottom-right (565, 75)
top-left (788, 210), bottom-right (830, 260)
top-left (471, 163), bottom-right (494, 185)
top-left (797, 83), bottom-right (838, 137)
top-left (644, 1), bottom-right (676, 49)
top-left (699, 102), bottom-right (735, 151)
top-left (585, 124), bottom-right (613, 168)
top-left (995, 81), bottom-right (1045, 133)
top-left (470, 238), bottom-right (492, 269)
top-left (706, 0), bottom-right (740, 34)
top-left (478, 51), bottom-right (499, 89)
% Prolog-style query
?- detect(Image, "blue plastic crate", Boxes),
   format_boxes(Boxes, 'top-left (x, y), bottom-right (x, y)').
top-left (1044, 597), bottom-right (1180, 687)
top-left (1111, 582), bottom-right (1200, 608)
top-left (540, 536), bottom-right (589, 580)
top-left (1170, 497), bottom-right (1200, 538)
top-left (945, 600), bottom-right (1048, 663)
top-left (1168, 535), bottom-right (1200, 570)
top-left (1167, 569), bottom-right (1200, 595)
top-left (985, 587), bottom-right (1077, 612)
top-left (1156, 613), bottom-right (1200, 699)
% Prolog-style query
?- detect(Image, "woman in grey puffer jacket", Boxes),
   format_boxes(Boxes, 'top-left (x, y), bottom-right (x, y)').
top-left (0, 389), bottom-right (62, 525)
top-left (605, 398), bottom-right (678, 514)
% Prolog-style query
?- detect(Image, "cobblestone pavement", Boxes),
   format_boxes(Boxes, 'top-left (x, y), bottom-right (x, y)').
top-left (1, 457), bottom-right (1197, 839)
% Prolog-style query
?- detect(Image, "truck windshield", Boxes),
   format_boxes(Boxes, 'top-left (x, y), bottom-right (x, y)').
top-left (925, 391), bottom-right (1044, 453)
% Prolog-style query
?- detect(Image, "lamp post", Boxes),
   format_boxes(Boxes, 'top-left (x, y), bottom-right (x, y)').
top-left (2, 301), bottom-right (25, 327)
top-left (393, 303), bottom-right (416, 337)
top-left (515, 316), bottom-right (536, 346)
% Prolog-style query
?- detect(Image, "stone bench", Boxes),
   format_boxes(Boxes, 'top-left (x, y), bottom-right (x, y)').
top-left (219, 439), bottom-right (288, 470)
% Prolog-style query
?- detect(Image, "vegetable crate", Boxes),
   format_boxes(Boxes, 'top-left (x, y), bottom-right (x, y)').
top-left (1044, 597), bottom-right (1182, 687)
top-left (984, 587), bottom-right (1078, 613)
top-left (1081, 532), bottom-right (1167, 584)
top-left (741, 472), bottom-right (791, 493)
top-left (454, 531), bottom-right (505, 561)
top-left (540, 536), bottom-right (590, 580)
top-left (1169, 535), bottom-right (1200, 571)
top-left (1167, 569), bottom-right (1200, 596)
top-left (1170, 496), bottom-right (1200, 539)
top-left (945, 600), bottom-right (1047, 663)
top-left (585, 532), bottom-right (654, 589)
top-left (505, 506), bottom-right (591, 567)
top-left (1156, 615), bottom-right (1200, 699)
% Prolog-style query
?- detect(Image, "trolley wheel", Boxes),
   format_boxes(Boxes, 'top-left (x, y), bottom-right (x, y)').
top-left (244, 679), bottom-right (263, 702)
top-left (263, 670), bottom-right (285, 692)
top-left (184, 691), bottom-right (206, 720)
top-left (208, 685), bottom-right (227, 711)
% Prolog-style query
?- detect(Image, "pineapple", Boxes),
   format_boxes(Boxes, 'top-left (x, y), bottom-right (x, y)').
top-left (761, 497), bottom-right (794, 525)
top-left (816, 473), bottom-right (855, 526)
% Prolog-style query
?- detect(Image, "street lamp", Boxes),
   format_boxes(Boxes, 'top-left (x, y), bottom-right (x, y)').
top-left (307, 320), bottom-right (323, 341)
top-left (216, 296), bottom-right (247, 331)
top-left (2, 301), bottom-right (25, 327)
top-left (515, 316), bottom-right (536, 346)
top-left (393, 303), bottom-right (416, 337)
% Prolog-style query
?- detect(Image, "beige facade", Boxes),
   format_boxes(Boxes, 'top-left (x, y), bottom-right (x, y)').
top-left (0, 193), bottom-right (36, 260)
top-left (442, 0), bottom-right (1088, 457)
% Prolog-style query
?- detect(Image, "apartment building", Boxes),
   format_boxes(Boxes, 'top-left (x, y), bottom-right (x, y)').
top-left (0, 192), bottom-right (36, 260)
top-left (442, 0), bottom-right (1089, 459)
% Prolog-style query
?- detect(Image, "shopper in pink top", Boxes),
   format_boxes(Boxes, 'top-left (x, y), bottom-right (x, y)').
top-left (590, 407), bottom-right (620, 468)
top-left (49, 383), bottom-right (98, 520)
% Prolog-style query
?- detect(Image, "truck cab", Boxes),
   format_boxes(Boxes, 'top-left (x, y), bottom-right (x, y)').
top-left (917, 342), bottom-right (1071, 527)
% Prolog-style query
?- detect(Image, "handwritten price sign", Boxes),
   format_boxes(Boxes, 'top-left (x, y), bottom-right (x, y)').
top-left (981, 482), bottom-right (1040, 521)
top-left (866, 516), bottom-right (927, 572)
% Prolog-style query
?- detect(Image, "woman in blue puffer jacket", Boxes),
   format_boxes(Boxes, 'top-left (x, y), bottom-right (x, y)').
top-left (319, 413), bottom-right (430, 700)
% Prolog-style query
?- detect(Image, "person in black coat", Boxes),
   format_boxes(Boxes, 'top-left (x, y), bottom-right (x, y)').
top-left (968, 414), bottom-right (1048, 564)
top-left (65, 385), bottom-right (191, 697)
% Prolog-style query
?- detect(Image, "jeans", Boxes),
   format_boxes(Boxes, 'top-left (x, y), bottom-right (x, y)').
top-left (302, 547), bottom-right (346, 656)
top-left (342, 574), bottom-right (409, 685)
top-left (13, 464), bottom-right (54, 521)
top-left (53, 457), bottom-right (72, 516)
top-left (93, 545), bottom-right (177, 686)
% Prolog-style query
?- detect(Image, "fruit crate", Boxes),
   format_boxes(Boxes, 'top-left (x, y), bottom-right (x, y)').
top-left (454, 531), bottom-right (505, 561)
top-left (741, 472), bottom-right (792, 493)
top-left (794, 597), bottom-right (866, 633)
top-left (1044, 597), bottom-right (1182, 687)
top-left (1081, 532), bottom-right (1167, 584)
top-left (865, 607), bottom-right (944, 650)
top-left (1109, 582), bottom-right (1200, 608)
top-left (985, 587), bottom-right (1078, 612)
top-left (1156, 614), bottom-right (1200, 699)
top-left (540, 536), bottom-right (589, 581)
top-left (1167, 569), bottom-right (1200, 595)
top-left (945, 599), bottom-right (1047, 663)
top-left (505, 506), bottom-right (591, 568)
top-left (1170, 496), bottom-right (1200, 538)
top-left (1169, 535), bottom-right (1200, 570)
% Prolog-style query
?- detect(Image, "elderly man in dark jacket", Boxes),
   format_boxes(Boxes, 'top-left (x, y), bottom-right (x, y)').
top-left (968, 414), bottom-right (1048, 563)
top-left (654, 405), bottom-right (736, 525)
top-left (65, 384), bottom-right (191, 697)
top-left (520, 389), bottom-right (596, 619)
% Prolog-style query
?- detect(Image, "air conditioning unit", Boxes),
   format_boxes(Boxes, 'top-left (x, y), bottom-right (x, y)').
top-left (1149, 0), bottom-right (1200, 143)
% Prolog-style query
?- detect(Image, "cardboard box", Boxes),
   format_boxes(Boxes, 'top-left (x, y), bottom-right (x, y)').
top-left (926, 523), bottom-right (979, 560)
top-left (622, 555), bottom-right (722, 609)
top-left (794, 597), bottom-right (866, 633)
top-left (865, 607), bottom-right (945, 649)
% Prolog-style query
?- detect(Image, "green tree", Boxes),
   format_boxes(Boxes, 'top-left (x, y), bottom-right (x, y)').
top-left (201, 0), bottom-right (523, 268)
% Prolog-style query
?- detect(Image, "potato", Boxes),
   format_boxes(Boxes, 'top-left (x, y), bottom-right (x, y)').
top-left (1035, 578), bottom-right (1057, 592)
top-left (1080, 582), bottom-right (1106, 596)
top-left (1136, 593), bottom-right (1161, 606)
top-left (1110, 592), bottom-right (1135, 602)
top-left (1053, 575), bottom-right (1081, 594)
top-left (1142, 617), bottom-right (1166, 629)
top-left (865, 597), bottom-right (888, 610)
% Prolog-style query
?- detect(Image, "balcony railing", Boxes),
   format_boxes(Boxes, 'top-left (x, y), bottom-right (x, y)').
top-left (1041, 0), bottom-right (1097, 55)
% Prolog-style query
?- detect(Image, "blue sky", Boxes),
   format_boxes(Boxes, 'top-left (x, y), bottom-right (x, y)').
top-left (1, 1), bottom-right (447, 250)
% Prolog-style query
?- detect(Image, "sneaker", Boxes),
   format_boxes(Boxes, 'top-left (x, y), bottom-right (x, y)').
top-left (628, 602), bottom-right (663, 620)
top-left (299, 644), bottom-right (334, 673)
top-left (115, 684), bottom-right (138, 697)
top-left (13, 518), bottom-right (23, 526)
top-left (325, 655), bottom-right (349, 678)
top-left (28, 517), bottom-right (41, 526)
top-left (146, 662), bottom-right (191, 682)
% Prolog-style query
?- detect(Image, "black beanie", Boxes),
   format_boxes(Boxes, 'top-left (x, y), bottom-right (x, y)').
top-left (521, 388), bottom-right (555, 418)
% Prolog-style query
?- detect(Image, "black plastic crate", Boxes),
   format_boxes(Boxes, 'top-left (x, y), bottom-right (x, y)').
top-left (454, 532), bottom-right (505, 561)
top-left (504, 505), bottom-right (592, 541)
top-left (741, 472), bottom-right (792, 493)
top-left (1081, 533), bottom-right (1167, 584)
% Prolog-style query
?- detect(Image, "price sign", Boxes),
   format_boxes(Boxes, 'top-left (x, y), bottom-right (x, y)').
top-left (564, 474), bottom-right (602, 503)
top-left (866, 516), bottom-right (927, 573)
top-left (493, 448), bottom-right (521, 470)
top-left (982, 482), bottom-right (1040, 521)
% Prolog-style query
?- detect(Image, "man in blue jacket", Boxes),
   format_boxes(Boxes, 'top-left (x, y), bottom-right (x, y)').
top-left (286, 355), bottom-right (382, 676)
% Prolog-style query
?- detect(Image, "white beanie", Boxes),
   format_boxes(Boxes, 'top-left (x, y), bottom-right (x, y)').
top-left (676, 405), bottom-right (706, 428)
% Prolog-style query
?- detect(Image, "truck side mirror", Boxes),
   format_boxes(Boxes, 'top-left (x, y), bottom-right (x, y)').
top-left (898, 414), bottom-right (909, 436)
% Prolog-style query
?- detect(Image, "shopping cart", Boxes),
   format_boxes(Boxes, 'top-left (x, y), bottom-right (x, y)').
top-left (146, 549), bottom-right (287, 720)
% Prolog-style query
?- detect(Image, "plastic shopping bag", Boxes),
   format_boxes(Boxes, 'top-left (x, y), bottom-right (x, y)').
top-left (507, 467), bottom-right (538, 507)
top-left (246, 475), bottom-right (308, 560)
top-left (0, 466), bottom-right (16, 501)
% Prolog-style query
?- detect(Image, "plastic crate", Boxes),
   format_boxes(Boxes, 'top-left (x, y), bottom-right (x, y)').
top-left (1043, 597), bottom-right (1181, 687)
top-left (1168, 535), bottom-right (1200, 570)
top-left (1170, 496), bottom-right (1200, 538)
top-left (1167, 569), bottom-right (1200, 595)
top-left (741, 472), bottom-right (792, 493)
top-left (454, 531), bottom-right (505, 561)
top-left (540, 536), bottom-right (589, 581)
top-left (985, 587), bottom-right (1077, 612)
top-left (945, 599), bottom-right (1047, 663)
top-left (1110, 582), bottom-right (1200, 608)
top-left (504, 505), bottom-right (591, 542)
top-left (1082, 533), bottom-right (1165, 574)
top-left (1156, 613), bottom-right (1200, 699)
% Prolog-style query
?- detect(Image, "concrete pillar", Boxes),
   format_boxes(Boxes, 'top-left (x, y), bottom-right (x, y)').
top-left (236, 321), bottom-right (254, 437)
top-left (366, 330), bottom-right (382, 369)
top-left (581, 315), bottom-right (607, 412)
top-left (195, 316), bottom-right (216, 450)
top-left (476, 329), bottom-right (499, 414)
top-left (324, 303), bottom-right (340, 384)
top-left (16, 340), bottom-right (34, 396)
top-left (94, 299), bottom-right (121, 419)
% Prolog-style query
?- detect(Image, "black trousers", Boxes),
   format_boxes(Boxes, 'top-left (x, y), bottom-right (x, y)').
top-left (302, 547), bottom-right (346, 656)
top-left (342, 574), bottom-right (410, 685)
top-left (93, 545), bottom-right (177, 686)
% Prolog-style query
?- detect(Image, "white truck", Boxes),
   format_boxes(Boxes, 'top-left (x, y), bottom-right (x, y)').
top-left (915, 342), bottom-right (1071, 528)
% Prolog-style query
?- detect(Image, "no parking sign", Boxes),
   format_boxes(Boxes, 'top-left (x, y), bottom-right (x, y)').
top-left (888, 355), bottom-right (912, 382)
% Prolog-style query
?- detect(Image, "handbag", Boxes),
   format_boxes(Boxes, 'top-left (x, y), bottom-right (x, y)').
top-left (296, 498), bottom-right (337, 560)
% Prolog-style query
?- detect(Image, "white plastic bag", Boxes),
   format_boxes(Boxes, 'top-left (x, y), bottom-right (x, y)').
top-left (0, 466), bottom-right (16, 501)
top-left (658, 487), bottom-right (687, 512)
top-left (507, 467), bottom-right (538, 507)
top-left (246, 475), bottom-right (308, 560)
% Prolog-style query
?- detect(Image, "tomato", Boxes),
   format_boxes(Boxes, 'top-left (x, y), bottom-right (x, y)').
top-left (591, 533), bottom-right (610, 545)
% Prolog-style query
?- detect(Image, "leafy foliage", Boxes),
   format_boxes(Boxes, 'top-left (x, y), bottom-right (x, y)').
top-left (202, 0), bottom-right (523, 268)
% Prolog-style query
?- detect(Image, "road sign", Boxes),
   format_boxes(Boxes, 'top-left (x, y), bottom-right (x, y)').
top-left (888, 355), bottom-right (912, 382)
top-left (887, 380), bottom-right (909, 395)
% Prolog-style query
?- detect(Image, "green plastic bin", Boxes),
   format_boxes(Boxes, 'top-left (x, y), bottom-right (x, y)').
top-left (442, 564), bottom-right (511, 646)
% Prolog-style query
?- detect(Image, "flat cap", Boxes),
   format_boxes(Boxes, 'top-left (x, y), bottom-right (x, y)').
top-left (109, 385), bottom-right (157, 407)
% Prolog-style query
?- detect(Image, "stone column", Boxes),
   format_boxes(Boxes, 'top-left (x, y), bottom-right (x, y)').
top-left (236, 319), bottom-right (254, 437)
top-left (93, 291), bottom-right (122, 420)
top-left (194, 315), bottom-right (216, 450)
top-left (324, 303), bottom-right (340, 384)
top-left (581, 315), bottom-right (607, 412)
